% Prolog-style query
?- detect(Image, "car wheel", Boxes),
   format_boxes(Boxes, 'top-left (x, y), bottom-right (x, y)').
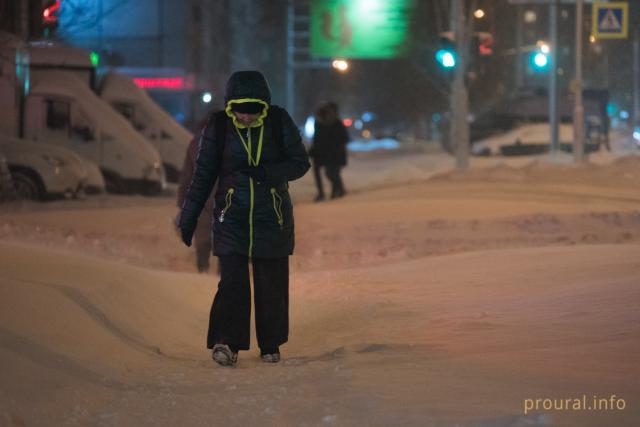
top-left (12, 171), bottom-right (42, 200)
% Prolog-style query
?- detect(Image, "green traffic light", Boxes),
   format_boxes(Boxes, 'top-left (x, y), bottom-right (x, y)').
top-left (530, 52), bottom-right (548, 70)
top-left (90, 52), bottom-right (100, 67)
top-left (436, 49), bottom-right (456, 68)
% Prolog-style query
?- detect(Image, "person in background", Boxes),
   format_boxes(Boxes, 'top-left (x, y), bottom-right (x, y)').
top-left (176, 125), bottom-right (217, 274)
top-left (177, 70), bottom-right (310, 367)
top-left (309, 102), bottom-right (349, 202)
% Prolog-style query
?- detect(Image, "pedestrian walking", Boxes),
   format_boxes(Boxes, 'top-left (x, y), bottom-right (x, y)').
top-left (176, 125), bottom-right (217, 274)
top-left (177, 70), bottom-right (310, 366)
top-left (309, 102), bottom-right (349, 201)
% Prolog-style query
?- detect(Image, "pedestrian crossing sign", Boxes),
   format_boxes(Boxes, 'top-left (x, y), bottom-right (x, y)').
top-left (592, 2), bottom-right (628, 39)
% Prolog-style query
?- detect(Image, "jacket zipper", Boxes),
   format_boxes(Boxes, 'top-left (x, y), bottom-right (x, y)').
top-left (219, 188), bottom-right (235, 223)
top-left (270, 187), bottom-right (284, 229)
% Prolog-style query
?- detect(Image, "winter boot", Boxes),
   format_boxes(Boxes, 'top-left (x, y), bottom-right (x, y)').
top-left (212, 344), bottom-right (238, 366)
top-left (260, 347), bottom-right (281, 363)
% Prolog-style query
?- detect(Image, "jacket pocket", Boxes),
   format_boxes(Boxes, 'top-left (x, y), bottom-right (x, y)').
top-left (270, 187), bottom-right (284, 229)
top-left (218, 188), bottom-right (235, 223)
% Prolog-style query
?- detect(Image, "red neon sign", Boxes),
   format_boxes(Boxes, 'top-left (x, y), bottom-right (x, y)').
top-left (43, 0), bottom-right (60, 23)
top-left (133, 77), bottom-right (191, 90)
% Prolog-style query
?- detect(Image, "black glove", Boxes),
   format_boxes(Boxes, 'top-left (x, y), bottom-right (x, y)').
top-left (176, 210), bottom-right (195, 247)
top-left (239, 165), bottom-right (266, 182)
top-left (180, 227), bottom-right (194, 247)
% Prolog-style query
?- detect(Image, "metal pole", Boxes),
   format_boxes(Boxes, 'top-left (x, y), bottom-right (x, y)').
top-left (573, 0), bottom-right (584, 162)
top-left (549, 0), bottom-right (559, 155)
top-left (286, 0), bottom-right (295, 117)
top-left (633, 30), bottom-right (640, 131)
top-left (19, 0), bottom-right (29, 39)
top-left (515, 4), bottom-right (524, 89)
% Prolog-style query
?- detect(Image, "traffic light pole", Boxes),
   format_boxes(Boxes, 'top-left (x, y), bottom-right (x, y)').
top-left (450, 0), bottom-right (470, 170)
top-left (573, 0), bottom-right (585, 163)
top-left (549, 0), bottom-right (559, 155)
top-left (515, 4), bottom-right (524, 88)
top-left (634, 30), bottom-right (640, 132)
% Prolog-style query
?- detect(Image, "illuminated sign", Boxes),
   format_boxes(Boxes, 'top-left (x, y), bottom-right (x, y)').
top-left (132, 77), bottom-right (194, 90)
top-left (311, 0), bottom-right (415, 59)
top-left (43, 0), bottom-right (61, 24)
top-left (592, 2), bottom-right (628, 40)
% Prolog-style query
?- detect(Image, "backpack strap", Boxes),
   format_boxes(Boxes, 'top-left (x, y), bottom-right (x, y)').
top-left (213, 110), bottom-right (228, 158)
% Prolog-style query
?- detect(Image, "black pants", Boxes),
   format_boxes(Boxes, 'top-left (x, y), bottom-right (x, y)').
top-left (313, 163), bottom-right (344, 198)
top-left (207, 255), bottom-right (289, 351)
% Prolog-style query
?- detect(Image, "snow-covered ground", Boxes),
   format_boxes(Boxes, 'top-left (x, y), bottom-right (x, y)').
top-left (1, 145), bottom-right (639, 426)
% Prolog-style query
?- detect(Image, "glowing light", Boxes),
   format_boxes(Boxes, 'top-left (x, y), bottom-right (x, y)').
top-left (538, 42), bottom-right (550, 54)
top-left (474, 9), bottom-right (485, 19)
top-left (354, 119), bottom-right (363, 130)
top-left (332, 59), bottom-right (349, 72)
top-left (343, 118), bottom-right (353, 127)
top-left (620, 110), bottom-right (629, 120)
top-left (304, 116), bottom-right (315, 139)
top-left (524, 10), bottom-right (536, 23)
top-left (533, 52), bottom-right (548, 68)
top-left (436, 50), bottom-right (456, 68)
top-left (90, 52), bottom-right (100, 67)
top-left (589, 35), bottom-right (596, 43)
top-left (133, 77), bottom-right (188, 90)
top-left (43, 0), bottom-right (60, 23)
top-left (201, 92), bottom-right (213, 103)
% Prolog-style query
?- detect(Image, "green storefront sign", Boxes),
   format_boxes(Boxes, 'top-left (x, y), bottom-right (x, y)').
top-left (310, 0), bottom-right (414, 59)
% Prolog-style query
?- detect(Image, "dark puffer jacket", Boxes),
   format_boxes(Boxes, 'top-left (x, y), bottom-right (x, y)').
top-left (180, 71), bottom-right (310, 258)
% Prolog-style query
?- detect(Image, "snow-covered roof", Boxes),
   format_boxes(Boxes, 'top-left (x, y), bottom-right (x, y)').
top-left (99, 72), bottom-right (192, 146)
top-left (28, 41), bottom-right (93, 68)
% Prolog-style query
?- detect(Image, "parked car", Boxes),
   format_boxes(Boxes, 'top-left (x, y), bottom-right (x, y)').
top-left (0, 151), bottom-right (16, 202)
top-left (0, 135), bottom-right (105, 200)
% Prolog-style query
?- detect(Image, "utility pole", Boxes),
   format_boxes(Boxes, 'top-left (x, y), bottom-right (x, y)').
top-left (573, 0), bottom-right (585, 163)
top-left (515, 4), bottom-right (524, 89)
top-left (634, 30), bottom-right (640, 131)
top-left (286, 0), bottom-right (295, 117)
top-left (18, 0), bottom-right (29, 40)
top-left (549, 0), bottom-right (559, 155)
top-left (450, 0), bottom-right (470, 169)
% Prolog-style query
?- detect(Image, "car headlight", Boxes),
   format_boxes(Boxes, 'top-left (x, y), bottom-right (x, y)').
top-left (41, 155), bottom-right (66, 168)
top-left (143, 162), bottom-right (163, 179)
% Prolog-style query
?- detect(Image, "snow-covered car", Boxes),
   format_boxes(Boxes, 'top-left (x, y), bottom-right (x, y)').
top-left (99, 72), bottom-right (192, 183)
top-left (0, 151), bottom-right (15, 201)
top-left (0, 135), bottom-right (105, 200)
top-left (472, 123), bottom-right (574, 156)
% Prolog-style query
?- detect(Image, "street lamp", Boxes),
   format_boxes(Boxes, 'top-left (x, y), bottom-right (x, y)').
top-left (538, 41), bottom-right (550, 54)
top-left (474, 9), bottom-right (485, 19)
top-left (332, 59), bottom-right (349, 72)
